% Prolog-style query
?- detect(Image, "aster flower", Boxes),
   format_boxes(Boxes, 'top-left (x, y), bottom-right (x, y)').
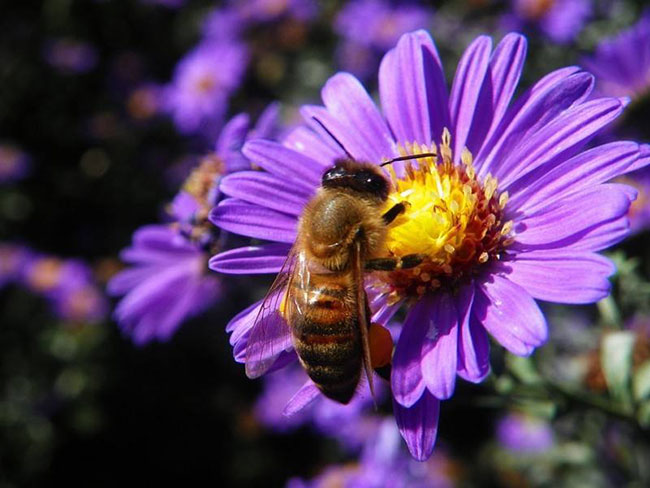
top-left (0, 243), bottom-right (32, 288)
top-left (4, 249), bottom-right (108, 323)
top-left (496, 412), bottom-right (554, 454)
top-left (109, 107), bottom-right (280, 344)
top-left (335, 0), bottom-right (432, 79)
top-left (210, 29), bottom-right (649, 459)
top-left (43, 38), bottom-right (98, 74)
top-left (287, 419), bottom-right (458, 488)
top-left (502, 0), bottom-right (592, 44)
top-left (202, 7), bottom-right (247, 42)
top-left (163, 40), bottom-right (247, 135)
top-left (0, 144), bottom-right (31, 184)
top-left (581, 11), bottom-right (650, 100)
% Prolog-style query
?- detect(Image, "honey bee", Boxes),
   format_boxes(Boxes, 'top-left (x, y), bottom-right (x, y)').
top-left (245, 128), bottom-right (435, 404)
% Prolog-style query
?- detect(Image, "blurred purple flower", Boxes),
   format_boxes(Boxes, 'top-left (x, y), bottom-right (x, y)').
top-left (210, 29), bottom-right (649, 460)
top-left (582, 11), bottom-right (650, 100)
top-left (496, 412), bottom-right (554, 454)
top-left (0, 243), bottom-right (32, 288)
top-left (202, 7), bottom-right (247, 42)
top-left (287, 419), bottom-right (458, 487)
top-left (336, 0), bottom-right (432, 51)
top-left (0, 144), bottom-right (31, 183)
top-left (5, 250), bottom-right (109, 323)
top-left (502, 0), bottom-right (592, 44)
top-left (43, 39), bottom-right (98, 74)
top-left (335, 0), bottom-right (432, 79)
top-left (163, 40), bottom-right (248, 135)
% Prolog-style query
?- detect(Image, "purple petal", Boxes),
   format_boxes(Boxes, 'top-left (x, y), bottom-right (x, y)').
top-left (456, 285), bottom-right (490, 383)
top-left (318, 72), bottom-right (395, 162)
top-left (215, 112), bottom-right (249, 171)
top-left (513, 184), bottom-right (631, 246)
top-left (244, 306), bottom-right (293, 378)
top-left (242, 140), bottom-right (322, 189)
top-left (628, 143), bottom-right (650, 172)
top-left (379, 29), bottom-right (449, 145)
top-left (391, 298), bottom-right (429, 407)
top-left (476, 274), bottom-right (548, 356)
top-left (220, 171), bottom-right (313, 216)
top-left (283, 380), bottom-right (321, 417)
top-left (507, 141), bottom-right (640, 214)
top-left (497, 97), bottom-right (625, 188)
top-left (209, 198), bottom-right (298, 243)
top-left (393, 391), bottom-right (440, 461)
top-left (500, 251), bottom-right (615, 304)
top-left (421, 292), bottom-right (459, 400)
top-left (476, 69), bottom-right (592, 177)
top-left (209, 243), bottom-right (291, 274)
top-left (449, 35), bottom-right (492, 161)
top-left (467, 33), bottom-right (527, 153)
top-left (283, 125), bottom-right (343, 168)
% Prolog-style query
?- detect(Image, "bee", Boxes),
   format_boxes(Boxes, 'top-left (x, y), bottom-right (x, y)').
top-left (245, 124), bottom-right (435, 404)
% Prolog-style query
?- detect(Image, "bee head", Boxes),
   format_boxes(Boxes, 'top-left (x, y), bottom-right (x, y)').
top-left (322, 160), bottom-right (389, 201)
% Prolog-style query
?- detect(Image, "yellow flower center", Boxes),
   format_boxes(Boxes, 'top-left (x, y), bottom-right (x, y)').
top-left (379, 129), bottom-right (511, 301)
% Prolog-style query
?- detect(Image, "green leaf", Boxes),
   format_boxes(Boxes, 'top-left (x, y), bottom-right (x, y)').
top-left (601, 331), bottom-right (635, 403)
top-left (633, 361), bottom-right (650, 402)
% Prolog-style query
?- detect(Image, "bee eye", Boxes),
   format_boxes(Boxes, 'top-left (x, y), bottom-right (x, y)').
top-left (322, 165), bottom-right (347, 183)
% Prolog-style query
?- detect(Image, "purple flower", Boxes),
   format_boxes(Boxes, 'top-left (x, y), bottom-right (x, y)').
top-left (108, 225), bottom-right (221, 344)
top-left (502, 0), bottom-right (592, 44)
top-left (335, 0), bottom-right (432, 79)
top-left (210, 29), bottom-right (649, 460)
top-left (43, 39), bottom-right (98, 74)
top-left (336, 0), bottom-right (432, 51)
top-left (287, 419), bottom-right (458, 487)
top-left (0, 144), bottom-right (30, 184)
top-left (581, 11), bottom-right (650, 100)
top-left (202, 7), bottom-right (247, 42)
top-left (163, 40), bottom-right (248, 135)
top-left (109, 107), bottom-right (281, 344)
top-left (0, 243), bottom-right (32, 288)
top-left (496, 412), bottom-right (554, 454)
top-left (9, 250), bottom-right (108, 323)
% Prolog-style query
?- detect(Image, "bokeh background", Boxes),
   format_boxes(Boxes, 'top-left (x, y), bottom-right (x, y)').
top-left (2, 0), bottom-right (650, 486)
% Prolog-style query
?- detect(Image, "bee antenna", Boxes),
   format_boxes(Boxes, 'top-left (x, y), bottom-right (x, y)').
top-left (311, 117), bottom-right (355, 161)
top-left (380, 152), bottom-right (438, 167)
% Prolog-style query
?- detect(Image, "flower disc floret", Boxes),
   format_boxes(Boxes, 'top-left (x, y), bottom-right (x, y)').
top-left (381, 130), bottom-right (510, 301)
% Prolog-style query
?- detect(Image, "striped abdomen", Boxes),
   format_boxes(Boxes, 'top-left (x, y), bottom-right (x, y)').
top-left (289, 271), bottom-right (361, 404)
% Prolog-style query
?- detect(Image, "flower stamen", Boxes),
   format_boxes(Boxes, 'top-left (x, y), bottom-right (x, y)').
top-left (377, 130), bottom-right (511, 298)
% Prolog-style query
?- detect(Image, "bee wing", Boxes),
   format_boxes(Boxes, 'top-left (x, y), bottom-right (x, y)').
top-left (245, 246), bottom-right (303, 379)
top-left (353, 239), bottom-right (376, 402)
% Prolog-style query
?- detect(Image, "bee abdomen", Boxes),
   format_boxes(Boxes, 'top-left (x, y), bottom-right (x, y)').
top-left (304, 362), bottom-right (360, 404)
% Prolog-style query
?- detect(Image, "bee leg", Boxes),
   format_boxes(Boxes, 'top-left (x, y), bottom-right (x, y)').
top-left (365, 254), bottom-right (426, 271)
top-left (382, 201), bottom-right (410, 225)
